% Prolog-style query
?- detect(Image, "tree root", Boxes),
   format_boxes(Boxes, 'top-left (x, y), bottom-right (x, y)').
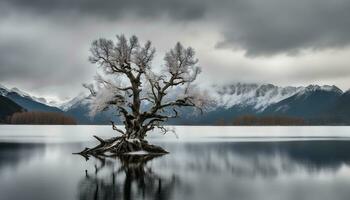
top-left (75, 135), bottom-right (168, 158)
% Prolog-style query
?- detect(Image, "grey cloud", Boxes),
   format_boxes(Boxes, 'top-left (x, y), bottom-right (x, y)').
top-left (215, 0), bottom-right (350, 56)
top-left (0, 30), bottom-right (93, 99)
top-left (1, 0), bottom-right (350, 99)
top-left (1, 0), bottom-right (205, 21)
top-left (2, 0), bottom-right (350, 56)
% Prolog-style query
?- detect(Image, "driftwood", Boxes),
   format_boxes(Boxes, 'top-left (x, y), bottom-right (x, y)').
top-left (75, 135), bottom-right (168, 158)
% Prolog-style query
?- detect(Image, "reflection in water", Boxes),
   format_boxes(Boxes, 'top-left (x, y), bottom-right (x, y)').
top-left (78, 154), bottom-right (177, 200)
top-left (0, 142), bottom-right (46, 172)
top-left (172, 141), bottom-right (350, 176)
top-left (1, 140), bottom-right (350, 200)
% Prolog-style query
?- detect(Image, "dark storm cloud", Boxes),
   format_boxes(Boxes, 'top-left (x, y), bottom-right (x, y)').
top-left (2, 0), bottom-right (350, 56)
top-left (0, 34), bottom-right (92, 99)
top-left (215, 0), bottom-right (350, 56)
top-left (1, 0), bottom-right (350, 99)
top-left (1, 0), bottom-right (205, 21)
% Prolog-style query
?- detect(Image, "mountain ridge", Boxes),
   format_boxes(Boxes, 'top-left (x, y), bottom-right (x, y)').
top-left (1, 83), bottom-right (349, 125)
top-left (0, 85), bottom-right (63, 114)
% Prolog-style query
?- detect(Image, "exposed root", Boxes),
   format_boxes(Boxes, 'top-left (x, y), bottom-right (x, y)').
top-left (75, 135), bottom-right (168, 158)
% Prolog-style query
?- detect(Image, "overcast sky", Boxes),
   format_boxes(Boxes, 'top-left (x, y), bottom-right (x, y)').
top-left (1, 0), bottom-right (350, 102)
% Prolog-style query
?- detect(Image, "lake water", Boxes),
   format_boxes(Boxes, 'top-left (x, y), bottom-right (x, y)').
top-left (1, 125), bottom-right (350, 200)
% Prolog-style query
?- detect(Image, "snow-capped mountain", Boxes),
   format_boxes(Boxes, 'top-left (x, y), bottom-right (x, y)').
top-left (173, 83), bottom-right (347, 124)
top-left (295, 85), bottom-right (342, 97)
top-left (1, 82), bottom-right (349, 124)
top-left (0, 85), bottom-right (56, 107)
top-left (60, 82), bottom-right (348, 124)
top-left (56, 83), bottom-right (345, 114)
top-left (212, 83), bottom-right (304, 111)
top-left (211, 83), bottom-right (344, 111)
top-left (263, 84), bottom-right (343, 118)
top-left (59, 92), bottom-right (90, 111)
top-left (0, 84), bottom-right (62, 113)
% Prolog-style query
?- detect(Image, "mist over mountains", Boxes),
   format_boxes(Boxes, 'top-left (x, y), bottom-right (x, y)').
top-left (1, 83), bottom-right (349, 125)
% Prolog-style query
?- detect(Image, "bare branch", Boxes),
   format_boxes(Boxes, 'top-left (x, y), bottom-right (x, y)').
top-left (110, 121), bottom-right (125, 135)
top-left (83, 83), bottom-right (96, 96)
top-left (86, 34), bottom-right (209, 140)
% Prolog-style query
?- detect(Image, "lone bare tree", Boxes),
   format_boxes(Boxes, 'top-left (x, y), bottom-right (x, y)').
top-left (78, 34), bottom-right (210, 156)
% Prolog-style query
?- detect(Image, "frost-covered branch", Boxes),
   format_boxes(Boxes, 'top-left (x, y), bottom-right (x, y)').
top-left (85, 34), bottom-right (213, 139)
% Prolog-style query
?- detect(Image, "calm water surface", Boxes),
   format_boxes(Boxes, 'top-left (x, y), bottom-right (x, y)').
top-left (1, 125), bottom-right (350, 200)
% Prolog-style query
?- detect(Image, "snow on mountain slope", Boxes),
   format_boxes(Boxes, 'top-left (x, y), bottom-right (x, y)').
top-left (10, 87), bottom-right (31, 97)
top-left (0, 83), bottom-right (9, 92)
top-left (296, 85), bottom-right (342, 98)
top-left (60, 83), bottom-right (343, 114)
top-left (0, 84), bottom-right (57, 107)
top-left (5, 87), bottom-right (44, 102)
top-left (263, 84), bottom-right (343, 118)
top-left (59, 93), bottom-right (90, 111)
top-left (0, 84), bottom-right (9, 96)
top-left (2, 82), bottom-right (346, 124)
top-left (212, 83), bottom-right (304, 111)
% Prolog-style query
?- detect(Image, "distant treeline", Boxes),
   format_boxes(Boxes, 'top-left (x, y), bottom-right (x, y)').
top-left (216, 115), bottom-right (305, 126)
top-left (6, 112), bottom-right (76, 125)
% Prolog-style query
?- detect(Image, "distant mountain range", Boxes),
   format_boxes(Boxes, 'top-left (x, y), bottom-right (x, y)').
top-left (0, 84), bottom-right (109, 124)
top-left (165, 84), bottom-right (349, 125)
top-left (0, 84), bottom-right (62, 113)
top-left (1, 83), bottom-right (349, 125)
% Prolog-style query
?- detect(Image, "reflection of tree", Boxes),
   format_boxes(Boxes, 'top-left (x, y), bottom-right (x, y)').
top-left (78, 154), bottom-right (177, 200)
